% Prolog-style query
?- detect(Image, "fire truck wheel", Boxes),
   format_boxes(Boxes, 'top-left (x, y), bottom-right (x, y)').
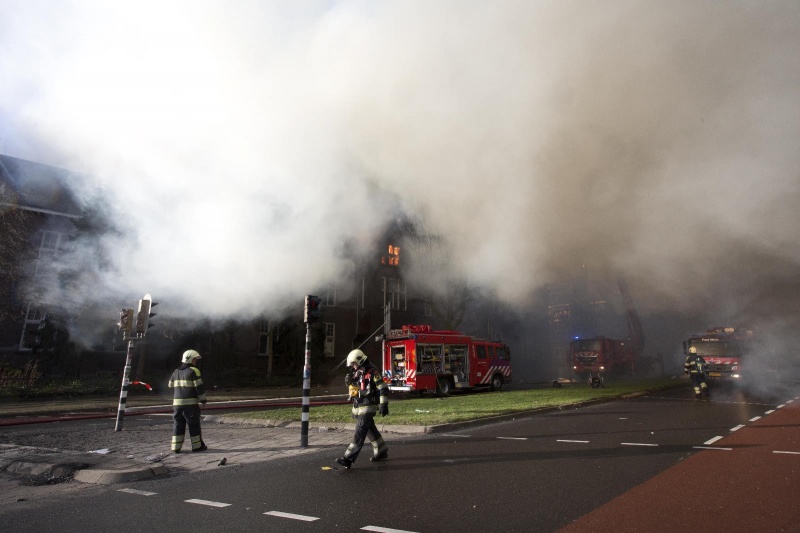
top-left (490, 374), bottom-right (504, 392)
top-left (437, 378), bottom-right (453, 396)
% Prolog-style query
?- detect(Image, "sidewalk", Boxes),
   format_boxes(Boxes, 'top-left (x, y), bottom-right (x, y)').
top-left (0, 414), bottom-right (370, 507)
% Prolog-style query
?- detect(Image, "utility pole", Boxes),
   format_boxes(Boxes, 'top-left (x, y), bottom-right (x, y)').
top-left (300, 295), bottom-right (321, 447)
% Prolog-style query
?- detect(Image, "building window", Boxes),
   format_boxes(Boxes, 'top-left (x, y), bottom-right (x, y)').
top-left (381, 244), bottom-right (400, 266)
top-left (35, 231), bottom-right (68, 276)
top-left (423, 299), bottom-right (433, 317)
top-left (323, 288), bottom-right (336, 307)
top-left (19, 303), bottom-right (46, 351)
top-left (257, 319), bottom-right (270, 356)
top-left (324, 323), bottom-right (335, 358)
top-left (383, 277), bottom-right (406, 311)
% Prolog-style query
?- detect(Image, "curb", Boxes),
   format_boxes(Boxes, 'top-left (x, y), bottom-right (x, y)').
top-left (73, 463), bottom-right (167, 485)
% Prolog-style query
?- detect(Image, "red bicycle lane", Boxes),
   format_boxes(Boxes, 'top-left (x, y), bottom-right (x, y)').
top-left (558, 399), bottom-right (800, 533)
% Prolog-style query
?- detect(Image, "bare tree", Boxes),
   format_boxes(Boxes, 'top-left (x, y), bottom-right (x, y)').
top-left (0, 188), bottom-right (37, 322)
top-left (399, 214), bottom-right (476, 331)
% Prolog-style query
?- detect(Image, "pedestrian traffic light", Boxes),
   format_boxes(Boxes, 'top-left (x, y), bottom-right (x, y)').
top-left (304, 295), bottom-right (322, 324)
top-left (118, 308), bottom-right (134, 333)
top-left (135, 294), bottom-right (158, 336)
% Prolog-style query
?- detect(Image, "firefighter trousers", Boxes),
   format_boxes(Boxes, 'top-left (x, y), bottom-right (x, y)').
top-left (690, 374), bottom-right (708, 396)
top-left (172, 405), bottom-right (203, 452)
top-left (343, 414), bottom-right (388, 463)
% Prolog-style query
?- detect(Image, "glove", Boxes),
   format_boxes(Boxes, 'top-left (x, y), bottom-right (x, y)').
top-left (379, 403), bottom-right (388, 417)
top-left (345, 372), bottom-right (354, 386)
top-left (348, 385), bottom-right (359, 398)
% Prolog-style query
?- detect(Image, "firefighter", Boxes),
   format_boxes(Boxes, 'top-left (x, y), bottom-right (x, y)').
top-left (336, 349), bottom-right (389, 469)
top-left (684, 346), bottom-right (709, 399)
top-left (168, 349), bottom-right (208, 453)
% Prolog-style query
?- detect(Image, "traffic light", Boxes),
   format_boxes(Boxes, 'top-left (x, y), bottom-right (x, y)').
top-left (134, 294), bottom-right (158, 336)
top-left (304, 295), bottom-right (322, 324)
top-left (118, 308), bottom-right (134, 333)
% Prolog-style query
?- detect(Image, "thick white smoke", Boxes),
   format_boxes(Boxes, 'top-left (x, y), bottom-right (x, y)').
top-left (1, 0), bottom-right (799, 337)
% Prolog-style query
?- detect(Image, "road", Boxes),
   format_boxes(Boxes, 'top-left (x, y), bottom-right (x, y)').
top-left (1, 383), bottom-right (798, 532)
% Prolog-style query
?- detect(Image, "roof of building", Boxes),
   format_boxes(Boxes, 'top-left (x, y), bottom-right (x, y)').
top-left (0, 154), bottom-right (84, 218)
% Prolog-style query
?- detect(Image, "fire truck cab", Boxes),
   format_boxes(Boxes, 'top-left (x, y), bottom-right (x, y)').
top-left (382, 325), bottom-right (512, 394)
top-left (683, 327), bottom-right (753, 381)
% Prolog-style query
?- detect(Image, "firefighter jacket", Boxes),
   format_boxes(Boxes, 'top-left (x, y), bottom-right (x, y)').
top-left (168, 363), bottom-right (207, 406)
top-left (347, 361), bottom-right (388, 417)
top-left (684, 354), bottom-right (707, 375)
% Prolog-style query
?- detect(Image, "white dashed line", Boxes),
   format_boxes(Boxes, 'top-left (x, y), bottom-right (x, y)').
top-left (749, 416), bottom-right (762, 422)
top-left (362, 526), bottom-right (420, 533)
top-left (621, 442), bottom-right (658, 447)
top-left (557, 439), bottom-right (590, 444)
top-left (704, 436), bottom-right (723, 445)
top-left (693, 446), bottom-right (732, 451)
top-left (773, 451), bottom-right (800, 455)
top-left (497, 437), bottom-right (527, 440)
top-left (777, 404), bottom-right (786, 409)
top-left (117, 488), bottom-right (157, 496)
top-left (730, 425), bottom-right (745, 432)
top-left (787, 399), bottom-right (795, 404)
top-left (765, 410), bottom-right (775, 415)
top-left (265, 511), bottom-right (319, 522)
top-left (441, 434), bottom-right (471, 438)
top-left (618, 417), bottom-right (628, 420)
top-left (185, 499), bottom-right (231, 508)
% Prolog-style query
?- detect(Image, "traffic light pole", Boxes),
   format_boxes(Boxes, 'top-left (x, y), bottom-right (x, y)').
top-left (300, 322), bottom-right (311, 447)
top-left (114, 338), bottom-right (135, 431)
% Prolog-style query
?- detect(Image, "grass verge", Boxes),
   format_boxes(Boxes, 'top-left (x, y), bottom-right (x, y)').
top-left (233, 377), bottom-right (685, 426)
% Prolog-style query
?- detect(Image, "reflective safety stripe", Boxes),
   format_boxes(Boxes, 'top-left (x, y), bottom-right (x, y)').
top-left (352, 404), bottom-right (378, 416)
top-left (174, 397), bottom-right (200, 406)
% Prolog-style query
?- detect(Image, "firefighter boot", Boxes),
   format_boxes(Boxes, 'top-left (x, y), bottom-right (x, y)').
top-left (702, 385), bottom-right (710, 398)
top-left (336, 457), bottom-right (352, 469)
top-left (370, 450), bottom-right (389, 462)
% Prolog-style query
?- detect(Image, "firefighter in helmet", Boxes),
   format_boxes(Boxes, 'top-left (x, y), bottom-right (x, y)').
top-left (168, 349), bottom-right (208, 452)
top-left (684, 346), bottom-right (709, 399)
top-left (336, 349), bottom-right (389, 469)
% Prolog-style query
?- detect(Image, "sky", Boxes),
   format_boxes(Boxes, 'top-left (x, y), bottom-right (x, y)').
top-left (1, 1), bottom-right (799, 356)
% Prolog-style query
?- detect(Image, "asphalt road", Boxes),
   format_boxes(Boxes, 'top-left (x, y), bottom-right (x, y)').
top-left (1, 383), bottom-right (797, 533)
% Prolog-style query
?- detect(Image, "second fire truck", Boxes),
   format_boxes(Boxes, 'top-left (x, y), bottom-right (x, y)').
top-left (382, 325), bottom-right (512, 394)
top-left (682, 326), bottom-right (753, 381)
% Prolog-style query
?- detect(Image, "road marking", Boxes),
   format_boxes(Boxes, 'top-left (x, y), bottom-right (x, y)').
top-left (497, 437), bottom-right (527, 440)
top-left (557, 439), bottom-right (589, 443)
top-left (621, 442), bottom-right (658, 447)
top-left (185, 499), bottom-right (231, 508)
top-left (765, 410), bottom-right (775, 415)
top-left (704, 436), bottom-right (723, 445)
top-left (777, 404), bottom-right (786, 409)
top-left (773, 451), bottom-right (800, 455)
top-left (117, 488), bottom-right (157, 496)
top-left (730, 425), bottom-right (745, 432)
top-left (787, 399), bottom-right (795, 404)
top-left (749, 416), bottom-right (762, 422)
top-left (693, 446), bottom-right (732, 451)
top-left (362, 526), bottom-right (420, 533)
top-left (265, 511), bottom-right (319, 522)
top-left (618, 417), bottom-right (628, 420)
top-left (441, 434), bottom-right (470, 438)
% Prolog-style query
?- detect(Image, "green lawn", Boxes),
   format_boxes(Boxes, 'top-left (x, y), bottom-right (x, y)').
top-left (234, 378), bottom-right (685, 426)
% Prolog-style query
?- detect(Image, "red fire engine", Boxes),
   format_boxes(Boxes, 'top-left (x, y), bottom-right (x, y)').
top-left (683, 327), bottom-right (753, 381)
top-left (567, 277), bottom-right (645, 387)
top-left (382, 325), bottom-right (512, 394)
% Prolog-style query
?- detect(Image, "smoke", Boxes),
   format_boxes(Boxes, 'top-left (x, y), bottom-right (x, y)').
top-left (1, 1), bottom-right (799, 349)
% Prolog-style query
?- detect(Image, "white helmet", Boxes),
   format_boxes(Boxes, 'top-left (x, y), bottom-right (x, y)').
top-left (688, 346), bottom-right (697, 355)
top-left (182, 349), bottom-right (201, 363)
top-left (346, 349), bottom-right (367, 367)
